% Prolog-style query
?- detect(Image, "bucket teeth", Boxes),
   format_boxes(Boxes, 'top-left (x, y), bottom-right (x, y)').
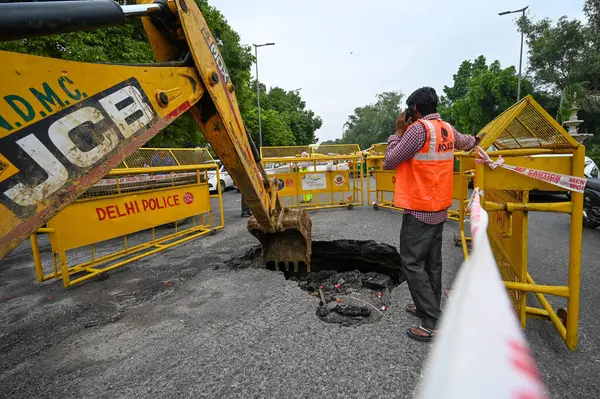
top-left (247, 208), bottom-right (312, 275)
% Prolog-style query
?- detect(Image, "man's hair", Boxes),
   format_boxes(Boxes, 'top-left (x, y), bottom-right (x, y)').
top-left (406, 87), bottom-right (438, 116)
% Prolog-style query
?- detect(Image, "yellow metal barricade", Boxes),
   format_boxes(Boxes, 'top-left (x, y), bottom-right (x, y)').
top-left (454, 152), bottom-right (475, 258)
top-left (448, 156), bottom-right (472, 222)
top-left (30, 148), bottom-right (224, 288)
top-left (460, 95), bottom-right (584, 350)
top-left (259, 144), bottom-right (364, 210)
top-left (365, 143), bottom-right (397, 211)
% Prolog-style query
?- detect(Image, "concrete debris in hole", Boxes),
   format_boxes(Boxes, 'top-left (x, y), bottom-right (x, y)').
top-left (293, 270), bottom-right (397, 326)
top-left (225, 240), bottom-right (404, 326)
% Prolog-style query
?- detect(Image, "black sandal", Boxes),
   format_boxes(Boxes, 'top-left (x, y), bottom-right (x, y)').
top-left (407, 325), bottom-right (435, 342)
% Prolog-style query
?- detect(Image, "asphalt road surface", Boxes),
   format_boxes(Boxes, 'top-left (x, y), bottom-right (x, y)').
top-left (1, 183), bottom-right (600, 398)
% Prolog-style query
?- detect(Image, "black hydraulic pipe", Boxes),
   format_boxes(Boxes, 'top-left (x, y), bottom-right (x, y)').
top-left (245, 126), bottom-right (261, 163)
top-left (0, 0), bottom-right (158, 42)
top-left (245, 126), bottom-right (271, 185)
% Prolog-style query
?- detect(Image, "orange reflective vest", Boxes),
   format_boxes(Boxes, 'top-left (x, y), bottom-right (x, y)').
top-left (394, 118), bottom-right (455, 211)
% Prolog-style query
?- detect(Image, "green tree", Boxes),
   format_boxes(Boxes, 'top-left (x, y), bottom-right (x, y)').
top-left (340, 91), bottom-right (403, 149)
top-left (439, 56), bottom-right (533, 134)
top-left (519, 5), bottom-right (600, 145)
top-left (519, 16), bottom-right (593, 91)
top-left (442, 56), bottom-right (488, 103)
top-left (244, 108), bottom-right (295, 146)
top-left (0, 0), bottom-right (312, 147)
top-left (557, 82), bottom-right (600, 124)
top-left (150, 0), bottom-right (256, 147)
top-left (255, 85), bottom-right (323, 145)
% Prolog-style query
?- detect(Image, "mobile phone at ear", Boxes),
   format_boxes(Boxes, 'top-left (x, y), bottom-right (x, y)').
top-left (405, 104), bottom-right (414, 122)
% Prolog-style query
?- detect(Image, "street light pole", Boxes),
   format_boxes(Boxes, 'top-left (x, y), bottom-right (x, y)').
top-left (499, 6), bottom-right (529, 102)
top-left (252, 42), bottom-right (275, 148)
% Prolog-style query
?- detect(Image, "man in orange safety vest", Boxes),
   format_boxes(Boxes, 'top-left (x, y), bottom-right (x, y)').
top-left (383, 87), bottom-right (480, 342)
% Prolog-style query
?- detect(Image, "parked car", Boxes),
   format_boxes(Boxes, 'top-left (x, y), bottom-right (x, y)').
top-left (208, 162), bottom-right (234, 193)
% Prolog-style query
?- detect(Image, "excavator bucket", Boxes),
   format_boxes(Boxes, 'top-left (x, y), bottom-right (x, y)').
top-left (248, 207), bottom-right (312, 275)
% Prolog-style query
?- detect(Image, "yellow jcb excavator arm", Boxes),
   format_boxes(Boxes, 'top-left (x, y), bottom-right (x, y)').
top-left (0, 0), bottom-right (311, 272)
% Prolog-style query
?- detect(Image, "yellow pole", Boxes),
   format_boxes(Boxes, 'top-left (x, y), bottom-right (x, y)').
top-left (458, 156), bottom-right (466, 248)
top-left (474, 159), bottom-right (486, 208)
top-left (526, 306), bottom-right (550, 318)
top-left (518, 207), bottom-right (529, 328)
top-left (360, 156), bottom-right (365, 206)
top-left (531, 288), bottom-right (567, 342)
top-left (217, 169), bottom-right (225, 228)
top-left (504, 281), bottom-right (569, 297)
top-left (52, 252), bottom-right (59, 278)
top-left (68, 227), bottom-right (216, 286)
top-left (30, 234), bottom-right (44, 283)
top-left (366, 157), bottom-right (371, 206)
top-left (484, 201), bottom-right (572, 214)
top-left (566, 145), bottom-right (585, 350)
top-left (59, 247), bottom-right (70, 288)
top-left (460, 230), bottom-right (469, 260)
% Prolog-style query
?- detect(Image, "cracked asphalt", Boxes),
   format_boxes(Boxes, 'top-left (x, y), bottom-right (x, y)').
top-left (1, 186), bottom-right (600, 398)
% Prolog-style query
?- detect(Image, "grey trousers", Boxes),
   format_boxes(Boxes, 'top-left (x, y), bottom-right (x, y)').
top-left (241, 196), bottom-right (251, 216)
top-left (400, 213), bottom-right (444, 330)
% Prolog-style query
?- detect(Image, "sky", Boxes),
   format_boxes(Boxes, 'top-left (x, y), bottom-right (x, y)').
top-left (211, 0), bottom-right (586, 142)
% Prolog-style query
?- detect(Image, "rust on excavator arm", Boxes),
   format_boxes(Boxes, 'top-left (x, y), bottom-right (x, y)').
top-left (0, 0), bottom-right (312, 272)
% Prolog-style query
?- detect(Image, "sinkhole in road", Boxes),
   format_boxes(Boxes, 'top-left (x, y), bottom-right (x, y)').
top-left (228, 240), bottom-right (405, 326)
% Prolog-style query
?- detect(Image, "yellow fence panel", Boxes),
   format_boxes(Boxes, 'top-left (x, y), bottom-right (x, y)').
top-left (365, 144), bottom-right (396, 211)
top-left (30, 148), bottom-right (224, 288)
top-left (260, 144), bottom-right (364, 210)
top-left (462, 95), bottom-right (584, 350)
top-left (48, 184), bottom-right (211, 251)
top-left (272, 173), bottom-right (299, 197)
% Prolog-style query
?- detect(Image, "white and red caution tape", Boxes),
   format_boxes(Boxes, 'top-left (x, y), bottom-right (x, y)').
top-left (418, 188), bottom-right (548, 399)
top-left (475, 146), bottom-right (587, 193)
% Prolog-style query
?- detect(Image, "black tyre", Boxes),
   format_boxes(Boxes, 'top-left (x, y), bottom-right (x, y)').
top-left (583, 217), bottom-right (600, 229)
top-left (219, 180), bottom-right (226, 193)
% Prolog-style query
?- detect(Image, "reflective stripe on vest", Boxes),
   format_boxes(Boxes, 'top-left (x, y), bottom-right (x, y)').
top-left (393, 118), bottom-right (455, 212)
top-left (413, 120), bottom-right (454, 161)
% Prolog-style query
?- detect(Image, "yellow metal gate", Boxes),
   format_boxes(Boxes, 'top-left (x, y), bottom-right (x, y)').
top-left (259, 144), bottom-right (364, 210)
top-left (461, 95), bottom-right (584, 350)
top-left (365, 143), bottom-right (397, 210)
top-left (30, 148), bottom-right (224, 287)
